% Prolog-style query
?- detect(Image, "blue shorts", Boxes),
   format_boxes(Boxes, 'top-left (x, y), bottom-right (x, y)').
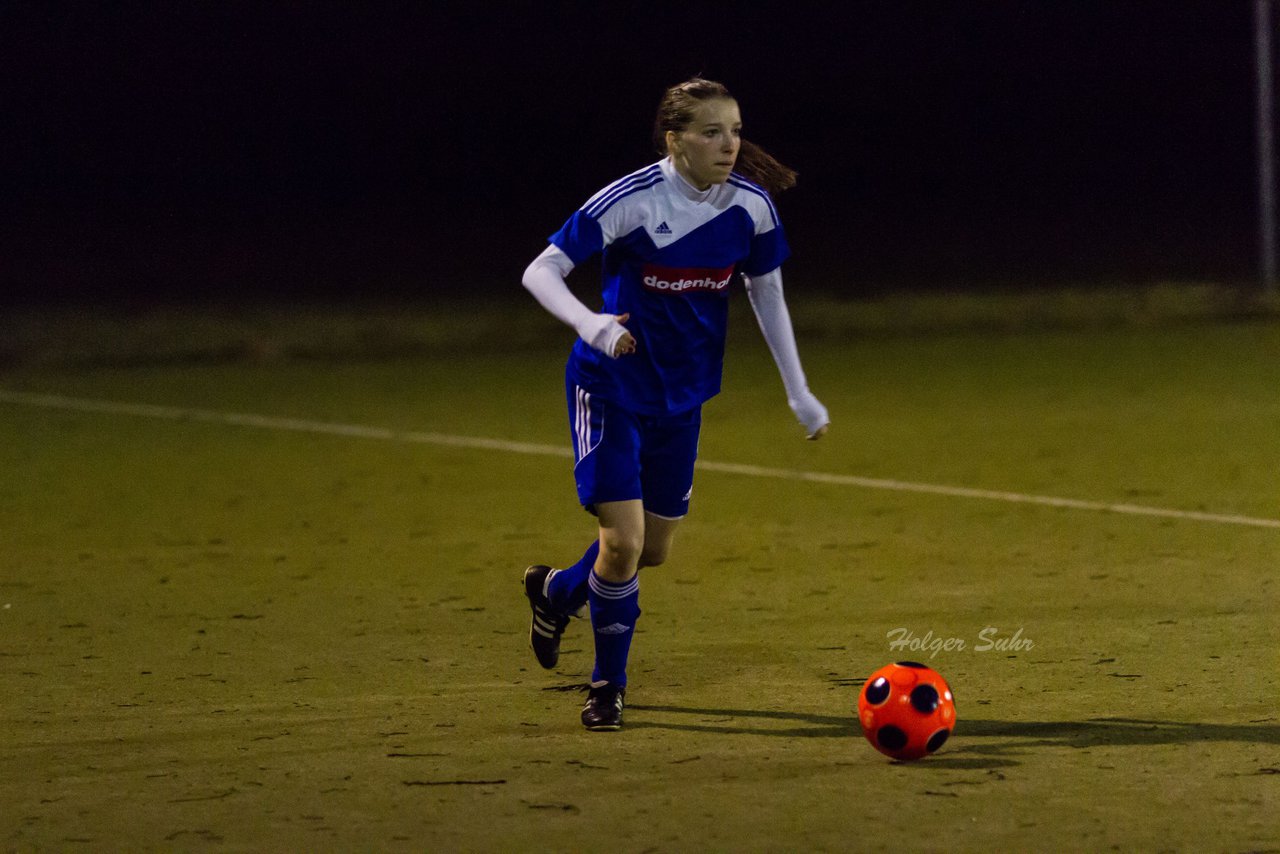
top-left (565, 376), bottom-right (701, 519)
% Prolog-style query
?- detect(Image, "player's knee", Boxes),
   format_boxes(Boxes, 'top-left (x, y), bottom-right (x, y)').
top-left (639, 539), bottom-right (670, 569)
top-left (597, 533), bottom-right (642, 581)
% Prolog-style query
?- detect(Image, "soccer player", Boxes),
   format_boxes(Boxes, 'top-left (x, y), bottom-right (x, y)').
top-left (521, 77), bottom-right (829, 731)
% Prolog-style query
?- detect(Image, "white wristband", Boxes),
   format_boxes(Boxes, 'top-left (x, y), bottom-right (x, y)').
top-left (574, 313), bottom-right (630, 358)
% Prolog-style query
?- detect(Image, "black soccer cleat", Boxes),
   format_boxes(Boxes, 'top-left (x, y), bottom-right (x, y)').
top-left (581, 683), bottom-right (625, 731)
top-left (524, 564), bottom-right (570, 669)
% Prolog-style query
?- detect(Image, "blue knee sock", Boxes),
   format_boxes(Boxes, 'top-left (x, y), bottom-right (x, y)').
top-left (588, 570), bottom-right (640, 687)
top-left (547, 541), bottom-right (598, 615)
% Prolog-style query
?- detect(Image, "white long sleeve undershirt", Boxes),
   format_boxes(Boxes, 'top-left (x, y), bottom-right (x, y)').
top-left (743, 268), bottom-right (830, 436)
top-left (521, 244), bottom-right (631, 358)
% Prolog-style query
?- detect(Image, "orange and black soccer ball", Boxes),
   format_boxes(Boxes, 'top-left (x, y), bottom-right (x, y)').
top-left (857, 661), bottom-right (956, 761)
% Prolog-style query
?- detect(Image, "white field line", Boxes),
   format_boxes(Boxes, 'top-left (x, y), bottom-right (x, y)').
top-left (2, 389), bottom-right (1277, 531)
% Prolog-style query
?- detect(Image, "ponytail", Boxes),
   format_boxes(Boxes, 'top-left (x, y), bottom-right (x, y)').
top-left (735, 138), bottom-right (798, 198)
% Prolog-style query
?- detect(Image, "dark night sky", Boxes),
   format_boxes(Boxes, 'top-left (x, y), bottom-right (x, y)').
top-left (0, 1), bottom-right (1264, 303)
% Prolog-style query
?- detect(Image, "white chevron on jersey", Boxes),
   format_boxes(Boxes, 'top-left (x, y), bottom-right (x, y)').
top-left (582, 163), bottom-right (664, 218)
top-left (586, 157), bottom-right (781, 250)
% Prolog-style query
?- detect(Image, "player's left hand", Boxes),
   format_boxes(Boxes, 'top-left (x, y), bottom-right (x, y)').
top-left (789, 390), bottom-right (829, 440)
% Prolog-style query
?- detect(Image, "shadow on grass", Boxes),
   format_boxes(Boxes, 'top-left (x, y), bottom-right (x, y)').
top-left (959, 717), bottom-right (1280, 753)
top-left (625, 704), bottom-right (1280, 766)
top-left (626, 703), bottom-right (853, 739)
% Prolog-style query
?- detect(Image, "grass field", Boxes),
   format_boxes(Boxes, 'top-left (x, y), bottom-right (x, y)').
top-left (2, 286), bottom-right (1278, 852)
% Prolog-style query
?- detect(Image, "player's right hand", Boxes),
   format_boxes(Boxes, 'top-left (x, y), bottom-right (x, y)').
top-left (610, 313), bottom-right (636, 357)
top-left (576, 312), bottom-right (635, 358)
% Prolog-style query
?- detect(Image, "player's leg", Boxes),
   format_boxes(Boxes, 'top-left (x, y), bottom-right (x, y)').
top-left (578, 513), bottom-right (674, 717)
top-left (639, 511), bottom-right (681, 569)
top-left (635, 403), bottom-right (700, 567)
top-left (580, 403), bottom-right (697, 731)
top-left (527, 377), bottom-right (643, 678)
top-left (536, 507), bottom-right (675, 660)
top-left (582, 497), bottom-right (644, 731)
top-left (544, 540), bottom-right (597, 617)
top-left (545, 497), bottom-right (679, 633)
top-left (593, 498), bottom-right (645, 582)
top-left (541, 402), bottom-right (693, 628)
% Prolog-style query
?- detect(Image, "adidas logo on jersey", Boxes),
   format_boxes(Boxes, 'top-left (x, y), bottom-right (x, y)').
top-left (654, 221), bottom-right (672, 235)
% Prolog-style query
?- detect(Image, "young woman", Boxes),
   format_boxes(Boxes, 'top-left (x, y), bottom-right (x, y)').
top-left (521, 77), bottom-right (829, 731)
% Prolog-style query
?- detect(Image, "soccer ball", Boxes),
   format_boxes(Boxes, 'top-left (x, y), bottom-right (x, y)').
top-left (857, 661), bottom-right (956, 761)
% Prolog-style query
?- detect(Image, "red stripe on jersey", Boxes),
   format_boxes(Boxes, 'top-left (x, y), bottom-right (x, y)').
top-left (640, 263), bottom-right (735, 295)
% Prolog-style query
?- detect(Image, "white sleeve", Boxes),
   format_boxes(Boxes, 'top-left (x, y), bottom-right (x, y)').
top-left (743, 267), bottom-right (830, 437)
top-left (521, 244), bottom-right (630, 358)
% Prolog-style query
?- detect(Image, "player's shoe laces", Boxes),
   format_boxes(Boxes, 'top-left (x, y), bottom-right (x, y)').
top-left (524, 564), bottom-right (570, 669)
top-left (581, 682), bottom-right (625, 731)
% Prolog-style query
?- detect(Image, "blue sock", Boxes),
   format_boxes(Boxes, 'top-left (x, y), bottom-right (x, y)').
top-left (588, 570), bottom-right (640, 687)
top-left (547, 541), bottom-right (598, 615)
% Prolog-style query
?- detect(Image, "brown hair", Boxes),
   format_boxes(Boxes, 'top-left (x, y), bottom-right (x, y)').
top-left (652, 77), bottom-right (797, 197)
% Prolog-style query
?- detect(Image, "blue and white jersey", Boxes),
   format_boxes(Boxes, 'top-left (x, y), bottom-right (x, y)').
top-left (550, 156), bottom-right (789, 416)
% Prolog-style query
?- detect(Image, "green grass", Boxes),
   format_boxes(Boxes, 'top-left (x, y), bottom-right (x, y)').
top-left (2, 288), bottom-right (1277, 851)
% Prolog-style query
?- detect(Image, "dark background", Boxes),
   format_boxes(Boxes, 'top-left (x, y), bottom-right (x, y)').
top-left (1, 1), bottom-right (1266, 305)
